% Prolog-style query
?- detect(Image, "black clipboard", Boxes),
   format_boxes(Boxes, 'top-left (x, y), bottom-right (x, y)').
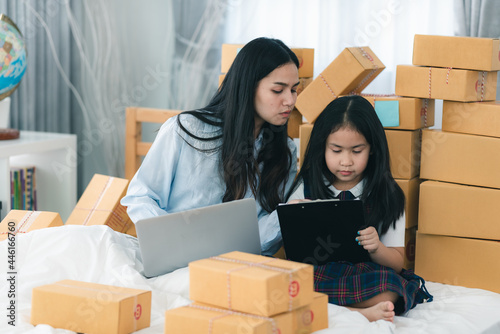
top-left (277, 199), bottom-right (371, 265)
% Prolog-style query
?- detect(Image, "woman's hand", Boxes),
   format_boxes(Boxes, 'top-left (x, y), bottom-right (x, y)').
top-left (356, 226), bottom-right (381, 254)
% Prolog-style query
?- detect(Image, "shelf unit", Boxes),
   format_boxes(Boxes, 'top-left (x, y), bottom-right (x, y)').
top-left (0, 131), bottom-right (77, 221)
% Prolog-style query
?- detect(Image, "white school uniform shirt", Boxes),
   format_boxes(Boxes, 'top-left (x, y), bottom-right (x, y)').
top-left (288, 178), bottom-right (405, 247)
top-left (121, 112), bottom-right (297, 256)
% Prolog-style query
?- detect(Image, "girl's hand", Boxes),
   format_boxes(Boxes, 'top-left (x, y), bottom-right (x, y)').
top-left (288, 199), bottom-right (311, 204)
top-left (356, 226), bottom-right (381, 254)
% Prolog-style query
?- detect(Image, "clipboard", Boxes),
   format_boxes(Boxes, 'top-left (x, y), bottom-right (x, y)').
top-left (277, 199), bottom-right (371, 265)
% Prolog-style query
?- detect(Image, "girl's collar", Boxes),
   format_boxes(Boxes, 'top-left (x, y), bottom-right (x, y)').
top-left (329, 179), bottom-right (365, 199)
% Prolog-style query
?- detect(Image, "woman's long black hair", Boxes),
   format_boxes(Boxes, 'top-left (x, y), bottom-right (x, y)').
top-left (178, 37), bottom-right (299, 213)
top-left (287, 95), bottom-right (405, 234)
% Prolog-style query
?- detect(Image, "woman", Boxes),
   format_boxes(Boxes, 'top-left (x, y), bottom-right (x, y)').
top-left (121, 37), bottom-right (300, 255)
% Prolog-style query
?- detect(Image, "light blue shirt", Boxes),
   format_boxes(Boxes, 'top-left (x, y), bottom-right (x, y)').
top-left (121, 113), bottom-right (297, 255)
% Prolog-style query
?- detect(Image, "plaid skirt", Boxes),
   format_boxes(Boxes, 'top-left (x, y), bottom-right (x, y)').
top-left (314, 261), bottom-right (433, 315)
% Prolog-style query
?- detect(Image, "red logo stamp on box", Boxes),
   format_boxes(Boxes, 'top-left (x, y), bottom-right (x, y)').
top-left (134, 304), bottom-right (142, 320)
top-left (302, 310), bottom-right (314, 325)
top-left (289, 281), bottom-right (300, 297)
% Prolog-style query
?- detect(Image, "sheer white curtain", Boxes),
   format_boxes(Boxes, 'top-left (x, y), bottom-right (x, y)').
top-left (1, 0), bottom-right (228, 195)
top-left (223, 0), bottom-right (458, 128)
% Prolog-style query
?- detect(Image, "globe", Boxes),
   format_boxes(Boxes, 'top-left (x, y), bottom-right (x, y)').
top-left (0, 14), bottom-right (26, 101)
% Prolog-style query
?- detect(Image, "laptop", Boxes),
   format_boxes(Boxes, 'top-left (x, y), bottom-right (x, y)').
top-left (136, 198), bottom-right (262, 277)
top-left (277, 199), bottom-right (371, 266)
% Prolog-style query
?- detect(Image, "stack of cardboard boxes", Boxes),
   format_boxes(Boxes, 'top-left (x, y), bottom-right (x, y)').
top-left (407, 35), bottom-right (500, 293)
top-left (165, 251), bottom-right (329, 333)
top-left (364, 94), bottom-right (434, 270)
top-left (219, 43), bottom-right (314, 139)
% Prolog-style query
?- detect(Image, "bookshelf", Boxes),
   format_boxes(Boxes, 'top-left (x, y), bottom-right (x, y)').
top-left (0, 131), bottom-right (77, 221)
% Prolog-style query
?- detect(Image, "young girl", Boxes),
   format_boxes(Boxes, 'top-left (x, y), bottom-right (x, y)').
top-left (286, 95), bottom-right (432, 322)
top-left (121, 37), bottom-right (300, 256)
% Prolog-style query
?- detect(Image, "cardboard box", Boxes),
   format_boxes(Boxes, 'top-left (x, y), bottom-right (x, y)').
top-left (442, 100), bottom-right (500, 138)
top-left (385, 129), bottom-right (421, 179)
top-left (0, 210), bottom-right (63, 241)
top-left (125, 223), bottom-right (137, 238)
top-left (415, 232), bottom-right (500, 294)
top-left (31, 279), bottom-right (151, 334)
top-left (420, 129), bottom-right (500, 189)
top-left (296, 47), bottom-right (385, 123)
top-left (298, 123), bottom-right (313, 169)
top-left (412, 34), bottom-right (500, 71)
top-left (220, 44), bottom-right (314, 77)
top-left (404, 227), bottom-right (417, 270)
top-left (360, 95), bottom-right (435, 130)
top-left (65, 174), bottom-right (132, 233)
top-left (287, 78), bottom-right (312, 138)
top-left (189, 251), bottom-right (314, 317)
top-left (395, 177), bottom-right (421, 228)
top-left (302, 292), bottom-right (328, 333)
top-left (297, 77), bottom-right (313, 95)
top-left (287, 108), bottom-right (303, 139)
top-left (164, 304), bottom-right (293, 334)
top-left (395, 65), bottom-right (497, 102)
top-left (293, 48), bottom-right (315, 78)
top-left (419, 180), bottom-right (500, 240)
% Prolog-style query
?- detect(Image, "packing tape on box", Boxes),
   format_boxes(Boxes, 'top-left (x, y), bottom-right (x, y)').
top-left (0, 211), bottom-right (41, 236)
top-left (319, 74), bottom-right (338, 99)
top-left (210, 256), bottom-right (298, 312)
top-left (54, 282), bottom-right (140, 332)
top-left (187, 304), bottom-right (278, 334)
top-left (478, 71), bottom-right (487, 101)
top-left (79, 177), bottom-right (128, 231)
top-left (349, 47), bottom-right (380, 94)
top-left (427, 67), bottom-right (489, 102)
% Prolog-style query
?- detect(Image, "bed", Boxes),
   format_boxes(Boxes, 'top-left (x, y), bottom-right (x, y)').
top-left (1, 225), bottom-right (500, 334)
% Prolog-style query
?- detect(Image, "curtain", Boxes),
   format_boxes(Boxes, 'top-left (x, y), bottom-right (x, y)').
top-left (455, 0), bottom-right (500, 99)
top-left (1, 0), bottom-right (228, 196)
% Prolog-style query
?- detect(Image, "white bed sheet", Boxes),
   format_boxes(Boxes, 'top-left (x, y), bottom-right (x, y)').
top-left (1, 225), bottom-right (499, 334)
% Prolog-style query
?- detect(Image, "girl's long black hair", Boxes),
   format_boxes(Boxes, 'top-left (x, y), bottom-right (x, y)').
top-left (287, 95), bottom-right (405, 234)
top-left (178, 37), bottom-right (299, 213)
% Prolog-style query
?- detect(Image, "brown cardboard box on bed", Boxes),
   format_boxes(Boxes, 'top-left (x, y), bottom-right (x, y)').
top-left (189, 251), bottom-right (314, 317)
top-left (395, 65), bottom-right (497, 102)
top-left (300, 292), bottom-right (329, 333)
top-left (395, 177), bottom-right (421, 228)
top-left (30, 279), bottom-right (151, 334)
top-left (415, 232), bottom-right (500, 294)
top-left (385, 129), bottom-right (421, 179)
top-left (220, 43), bottom-right (314, 77)
top-left (164, 303), bottom-right (293, 334)
top-left (412, 34), bottom-right (500, 71)
top-left (442, 100), bottom-right (500, 138)
top-left (419, 180), bottom-right (500, 240)
top-left (0, 210), bottom-right (63, 241)
top-left (167, 292), bottom-right (328, 334)
top-left (420, 129), bottom-right (500, 189)
top-left (65, 174), bottom-right (132, 233)
top-left (295, 47), bottom-right (385, 123)
top-left (361, 95), bottom-right (435, 130)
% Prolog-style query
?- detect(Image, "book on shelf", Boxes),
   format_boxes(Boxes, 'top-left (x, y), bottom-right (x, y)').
top-left (10, 166), bottom-right (37, 210)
